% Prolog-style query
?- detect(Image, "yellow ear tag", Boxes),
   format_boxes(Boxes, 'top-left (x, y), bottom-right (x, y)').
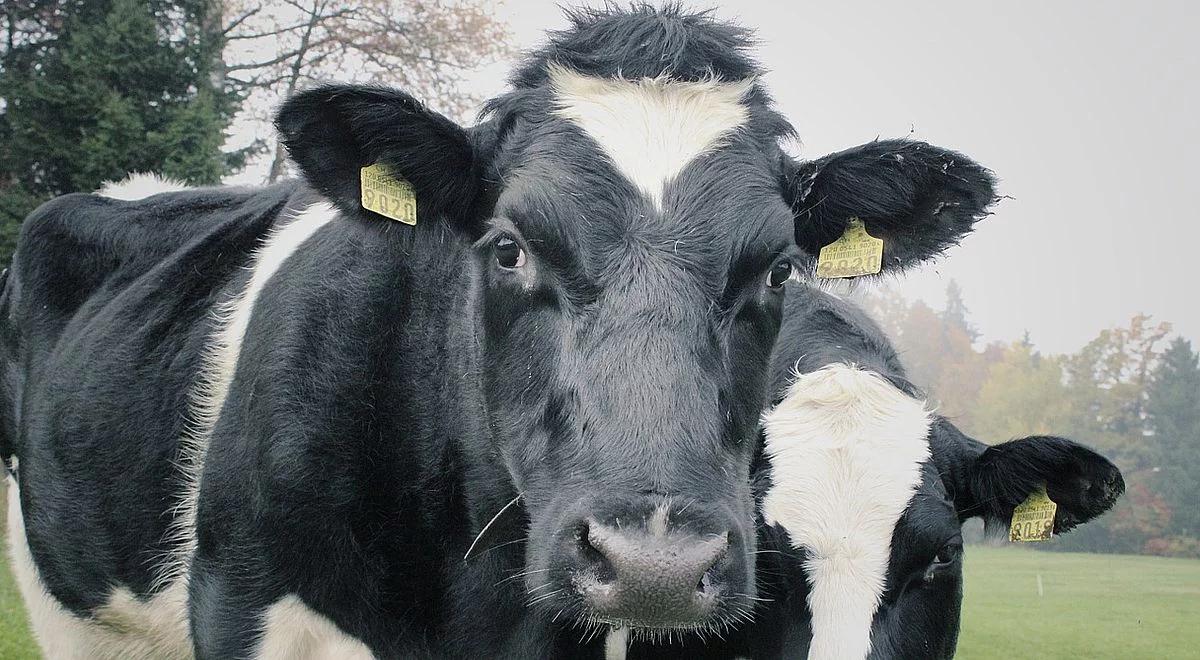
top-left (815, 218), bottom-right (883, 278)
top-left (1009, 487), bottom-right (1058, 542)
top-left (360, 163), bottom-right (417, 225)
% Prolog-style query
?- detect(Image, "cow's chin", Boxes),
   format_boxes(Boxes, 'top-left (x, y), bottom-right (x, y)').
top-left (585, 616), bottom-right (751, 645)
top-left (525, 584), bottom-right (756, 645)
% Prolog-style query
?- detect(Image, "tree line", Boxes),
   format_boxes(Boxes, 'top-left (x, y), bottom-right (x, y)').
top-left (857, 283), bottom-right (1200, 557)
top-left (0, 0), bottom-right (509, 258)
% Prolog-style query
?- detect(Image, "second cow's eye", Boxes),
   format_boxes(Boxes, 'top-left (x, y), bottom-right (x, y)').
top-left (494, 236), bottom-right (526, 270)
top-left (930, 542), bottom-right (962, 571)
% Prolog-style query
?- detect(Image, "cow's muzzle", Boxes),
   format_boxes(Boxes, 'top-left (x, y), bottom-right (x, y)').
top-left (542, 495), bottom-right (751, 631)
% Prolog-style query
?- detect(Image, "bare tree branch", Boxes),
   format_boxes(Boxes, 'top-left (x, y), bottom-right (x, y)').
top-left (220, 0), bottom-right (512, 183)
top-left (222, 8), bottom-right (261, 36)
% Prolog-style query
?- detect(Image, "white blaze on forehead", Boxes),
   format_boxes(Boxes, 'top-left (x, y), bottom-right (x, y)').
top-left (549, 65), bottom-right (752, 210)
top-left (761, 364), bottom-right (932, 660)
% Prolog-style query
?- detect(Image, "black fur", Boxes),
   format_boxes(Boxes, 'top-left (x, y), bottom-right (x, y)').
top-left (786, 139), bottom-right (999, 271)
top-left (5, 184), bottom-right (305, 612)
top-left (966, 435), bottom-right (1124, 532)
top-left (509, 4), bottom-right (759, 85)
top-left (276, 85), bottom-right (483, 226)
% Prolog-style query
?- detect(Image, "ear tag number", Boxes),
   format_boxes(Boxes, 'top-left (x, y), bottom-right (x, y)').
top-left (1009, 487), bottom-right (1057, 542)
top-left (815, 218), bottom-right (883, 278)
top-left (360, 163), bottom-right (417, 225)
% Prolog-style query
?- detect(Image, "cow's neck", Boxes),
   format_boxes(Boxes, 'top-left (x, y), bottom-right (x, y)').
top-left (386, 219), bottom-right (548, 650)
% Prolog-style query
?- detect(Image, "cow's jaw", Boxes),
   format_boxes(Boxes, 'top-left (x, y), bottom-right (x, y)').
top-left (761, 363), bottom-right (932, 660)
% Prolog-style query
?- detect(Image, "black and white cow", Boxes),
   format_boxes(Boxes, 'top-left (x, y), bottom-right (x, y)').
top-left (723, 283), bottom-right (1124, 660)
top-left (2, 6), bottom-right (1004, 659)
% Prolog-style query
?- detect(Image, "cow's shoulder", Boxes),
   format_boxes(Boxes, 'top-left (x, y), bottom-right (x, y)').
top-left (12, 182), bottom-right (306, 331)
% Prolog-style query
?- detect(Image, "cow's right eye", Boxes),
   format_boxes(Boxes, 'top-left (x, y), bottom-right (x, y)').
top-left (494, 236), bottom-right (526, 269)
top-left (767, 260), bottom-right (792, 289)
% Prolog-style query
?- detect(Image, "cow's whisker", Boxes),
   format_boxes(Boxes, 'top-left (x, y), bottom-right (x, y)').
top-left (463, 493), bottom-right (523, 561)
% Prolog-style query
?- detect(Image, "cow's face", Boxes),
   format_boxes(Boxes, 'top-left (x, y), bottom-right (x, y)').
top-left (472, 67), bottom-right (799, 635)
top-left (761, 366), bottom-right (1124, 659)
top-left (274, 11), bottom-right (997, 639)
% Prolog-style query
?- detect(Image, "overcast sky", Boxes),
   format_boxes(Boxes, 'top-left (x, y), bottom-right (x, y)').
top-left (456, 0), bottom-right (1198, 354)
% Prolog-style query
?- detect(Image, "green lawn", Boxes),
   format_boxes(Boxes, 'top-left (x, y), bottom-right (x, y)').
top-left (958, 544), bottom-right (1200, 659)
top-left (0, 481), bottom-right (37, 660)
top-left (1, 480), bottom-right (1197, 659)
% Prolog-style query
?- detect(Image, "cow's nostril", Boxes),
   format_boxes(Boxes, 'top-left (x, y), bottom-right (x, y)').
top-left (575, 521), bottom-right (615, 584)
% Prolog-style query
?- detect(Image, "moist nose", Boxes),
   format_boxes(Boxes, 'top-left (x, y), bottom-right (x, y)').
top-left (570, 517), bottom-right (731, 626)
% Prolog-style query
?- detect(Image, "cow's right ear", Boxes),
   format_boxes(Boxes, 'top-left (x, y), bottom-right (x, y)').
top-left (783, 139), bottom-right (998, 272)
top-left (276, 84), bottom-right (485, 226)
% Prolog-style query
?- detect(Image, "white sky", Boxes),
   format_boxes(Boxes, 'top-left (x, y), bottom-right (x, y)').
top-left (239, 1), bottom-right (1200, 355)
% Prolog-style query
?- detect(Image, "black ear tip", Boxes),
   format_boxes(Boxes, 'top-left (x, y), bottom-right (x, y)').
top-left (1063, 440), bottom-right (1125, 523)
top-left (1093, 460), bottom-right (1125, 509)
top-left (273, 84), bottom-right (351, 133)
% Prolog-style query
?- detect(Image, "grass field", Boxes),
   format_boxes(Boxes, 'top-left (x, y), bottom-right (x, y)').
top-left (1, 481), bottom-right (1198, 658)
top-left (0, 480), bottom-right (37, 660)
top-left (958, 544), bottom-right (1200, 659)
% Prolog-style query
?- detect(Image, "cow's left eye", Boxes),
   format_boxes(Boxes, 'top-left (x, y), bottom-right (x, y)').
top-left (494, 236), bottom-right (526, 269)
top-left (767, 261), bottom-right (792, 289)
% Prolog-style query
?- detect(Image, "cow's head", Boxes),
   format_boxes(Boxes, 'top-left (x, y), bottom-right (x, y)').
top-left (275, 5), bottom-right (997, 640)
top-left (761, 368), bottom-right (1124, 659)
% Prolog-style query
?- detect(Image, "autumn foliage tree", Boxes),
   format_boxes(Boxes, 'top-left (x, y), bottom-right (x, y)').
top-left (857, 283), bottom-right (995, 433)
top-left (862, 282), bottom-right (1198, 557)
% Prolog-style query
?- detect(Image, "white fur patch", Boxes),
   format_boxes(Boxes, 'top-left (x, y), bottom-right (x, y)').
top-left (162, 202), bottom-right (339, 587)
top-left (760, 364), bottom-right (931, 660)
top-left (550, 65), bottom-right (752, 210)
top-left (255, 595), bottom-right (375, 660)
top-left (604, 627), bottom-right (629, 660)
top-left (5, 476), bottom-right (191, 659)
top-left (96, 172), bottom-right (189, 200)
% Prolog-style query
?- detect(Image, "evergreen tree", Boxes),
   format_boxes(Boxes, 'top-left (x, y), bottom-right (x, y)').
top-left (0, 0), bottom-right (246, 259)
top-left (1147, 337), bottom-right (1200, 537)
top-left (941, 280), bottom-right (979, 342)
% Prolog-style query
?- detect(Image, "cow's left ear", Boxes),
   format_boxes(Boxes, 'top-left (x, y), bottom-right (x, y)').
top-left (784, 139), bottom-right (998, 271)
top-left (957, 435), bottom-right (1125, 534)
top-left (276, 84), bottom-right (486, 226)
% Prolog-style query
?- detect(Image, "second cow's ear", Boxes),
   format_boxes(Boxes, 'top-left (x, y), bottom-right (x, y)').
top-left (961, 435), bottom-right (1125, 534)
top-left (784, 139), bottom-right (998, 271)
top-left (275, 84), bottom-right (485, 227)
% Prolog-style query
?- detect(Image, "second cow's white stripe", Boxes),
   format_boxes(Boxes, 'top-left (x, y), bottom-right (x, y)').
top-left (761, 363), bottom-right (931, 660)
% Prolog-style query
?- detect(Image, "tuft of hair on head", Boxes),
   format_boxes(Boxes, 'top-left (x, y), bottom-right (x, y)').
top-left (508, 2), bottom-right (761, 88)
